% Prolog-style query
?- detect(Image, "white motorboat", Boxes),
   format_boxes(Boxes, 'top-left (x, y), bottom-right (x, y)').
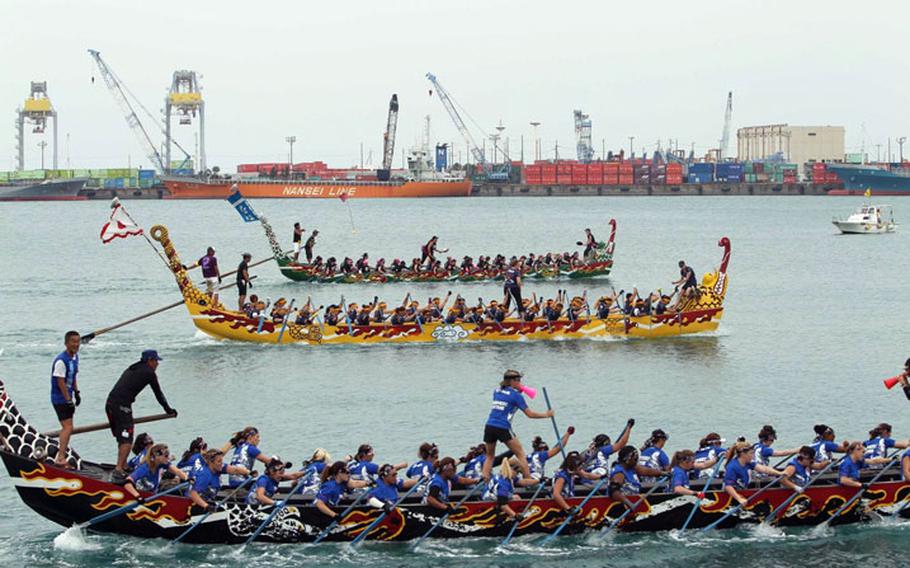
top-left (832, 204), bottom-right (897, 234)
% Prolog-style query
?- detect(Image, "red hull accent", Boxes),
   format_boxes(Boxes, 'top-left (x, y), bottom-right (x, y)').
top-left (163, 178), bottom-right (472, 199)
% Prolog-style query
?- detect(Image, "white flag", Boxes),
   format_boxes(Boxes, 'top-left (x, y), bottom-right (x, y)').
top-left (100, 201), bottom-right (143, 244)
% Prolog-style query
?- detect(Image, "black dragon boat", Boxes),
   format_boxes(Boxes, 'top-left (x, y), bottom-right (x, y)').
top-left (1, 381), bottom-right (909, 545)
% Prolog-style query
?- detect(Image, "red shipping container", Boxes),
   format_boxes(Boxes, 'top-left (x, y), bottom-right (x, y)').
top-left (587, 171), bottom-right (603, 185)
top-left (541, 176), bottom-right (557, 184)
top-left (557, 174), bottom-right (573, 184)
top-left (618, 175), bottom-right (634, 184)
top-left (604, 163), bottom-right (620, 173)
top-left (667, 175), bottom-right (683, 184)
top-left (619, 164), bottom-right (634, 174)
top-left (667, 163), bottom-right (683, 173)
top-left (571, 171), bottom-right (587, 184)
top-left (603, 174), bottom-right (619, 185)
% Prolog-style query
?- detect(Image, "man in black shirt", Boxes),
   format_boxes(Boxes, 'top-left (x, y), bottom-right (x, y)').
top-left (304, 230), bottom-right (318, 263)
top-left (106, 350), bottom-right (177, 477)
top-left (237, 252), bottom-right (252, 310)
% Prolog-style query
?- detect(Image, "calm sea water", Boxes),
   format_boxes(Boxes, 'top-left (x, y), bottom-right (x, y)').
top-left (1, 196), bottom-right (909, 567)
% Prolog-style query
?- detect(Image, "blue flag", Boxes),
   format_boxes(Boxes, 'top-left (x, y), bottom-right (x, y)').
top-left (227, 189), bottom-right (259, 222)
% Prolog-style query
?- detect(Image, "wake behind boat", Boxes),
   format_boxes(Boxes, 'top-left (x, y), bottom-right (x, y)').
top-left (150, 224), bottom-right (730, 346)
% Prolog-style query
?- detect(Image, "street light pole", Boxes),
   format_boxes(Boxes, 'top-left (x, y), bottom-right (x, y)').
top-left (628, 136), bottom-right (635, 159)
top-left (898, 137), bottom-right (906, 163)
top-left (529, 121), bottom-right (541, 161)
top-left (38, 141), bottom-right (47, 169)
top-left (285, 136), bottom-right (296, 170)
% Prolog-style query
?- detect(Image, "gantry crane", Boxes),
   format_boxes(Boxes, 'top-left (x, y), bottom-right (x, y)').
top-left (377, 94), bottom-right (398, 181)
top-left (15, 81), bottom-right (57, 170)
top-left (88, 49), bottom-right (194, 174)
top-left (425, 72), bottom-right (510, 181)
top-left (165, 71), bottom-right (205, 172)
top-left (719, 91), bottom-right (733, 160)
top-left (573, 109), bottom-right (594, 163)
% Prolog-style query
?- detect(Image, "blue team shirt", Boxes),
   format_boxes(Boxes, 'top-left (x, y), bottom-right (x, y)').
top-left (671, 466), bottom-right (691, 490)
top-left (177, 452), bottom-right (205, 476)
top-left (368, 479), bottom-right (404, 504)
top-left (863, 436), bottom-right (896, 460)
top-left (553, 469), bottom-right (575, 497)
top-left (315, 479), bottom-right (348, 506)
top-left (810, 440), bottom-right (840, 463)
top-left (639, 447), bottom-right (670, 482)
top-left (461, 454), bottom-right (485, 479)
top-left (246, 474), bottom-right (279, 505)
top-left (752, 443), bottom-right (775, 466)
top-left (406, 460), bottom-right (436, 479)
top-left (128, 461), bottom-right (168, 492)
top-left (50, 351), bottom-right (78, 405)
top-left (694, 446), bottom-right (727, 477)
top-left (128, 448), bottom-right (149, 471)
top-left (485, 387), bottom-right (528, 430)
top-left (724, 460), bottom-right (755, 489)
top-left (427, 474), bottom-right (450, 502)
top-left (348, 459), bottom-right (380, 481)
top-left (191, 464), bottom-right (229, 500)
top-left (611, 464), bottom-right (641, 495)
top-left (587, 443), bottom-right (615, 472)
top-left (229, 442), bottom-right (262, 487)
top-left (529, 449), bottom-right (550, 478)
top-left (839, 457), bottom-right (865, 482)
top-left (488, 474), bottom-right (514, 499)
top-left (786, 458), bottom-right (810, 486)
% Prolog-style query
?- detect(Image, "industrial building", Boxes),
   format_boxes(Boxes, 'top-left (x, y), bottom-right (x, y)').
top-left (736, 125), bottom-right (845, 176)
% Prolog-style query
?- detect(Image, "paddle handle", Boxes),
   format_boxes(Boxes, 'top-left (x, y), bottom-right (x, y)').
top-left (501, 480), bottom-right (546, 546)
top-left (702, 476), bottom-right (784, 532)
top-left (541, 476), bottom-right (608, 545)
top-left (542, 387), bottom-right (567, 461)
top-left (413, 481), bottom-right (484, 548)
top-left (312, 488), bottom-right (372, 544)
top-left (43, 412), bottom-right (175, 438)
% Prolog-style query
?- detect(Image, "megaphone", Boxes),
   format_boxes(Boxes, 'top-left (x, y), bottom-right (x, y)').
top-left (883, 375), bottom-right (903, 390)
top-left (518, 384), bottom-right (537, 399)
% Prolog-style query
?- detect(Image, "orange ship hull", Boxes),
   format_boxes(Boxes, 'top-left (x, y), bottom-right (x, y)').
top-left (162, 177), bottom-right (472, 199)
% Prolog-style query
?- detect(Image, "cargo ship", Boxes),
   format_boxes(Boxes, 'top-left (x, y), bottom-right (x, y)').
top-left (825, 164), bottom-right (910, 196)
top-left (161, 176), bottom-right (471, 199)
top-left (0, 178), bottom-right (87, 202)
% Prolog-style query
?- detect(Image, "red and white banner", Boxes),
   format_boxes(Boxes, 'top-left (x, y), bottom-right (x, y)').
top-left (100, 202), bottom-right (143, 244)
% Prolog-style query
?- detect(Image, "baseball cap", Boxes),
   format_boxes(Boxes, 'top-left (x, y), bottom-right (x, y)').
top-left (141, 349), bottom-right (163, 362)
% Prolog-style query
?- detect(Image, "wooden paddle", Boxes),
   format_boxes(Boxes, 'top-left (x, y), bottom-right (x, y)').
top-left (81, 275), bottom-right (258, 343)
top-left (43, 412), bottom-right (175, 437)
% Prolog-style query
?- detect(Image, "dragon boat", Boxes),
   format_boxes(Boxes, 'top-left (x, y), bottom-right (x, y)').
top-left (151, 224), bottom-right (730, 346)
top-left (261, 217), bottom-right (618, 284)
top-left (2, 381), bottom-right (909, 545)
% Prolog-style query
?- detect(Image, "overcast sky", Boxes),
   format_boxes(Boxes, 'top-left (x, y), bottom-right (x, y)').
top-left (3, 0), bottom-right (908, 171)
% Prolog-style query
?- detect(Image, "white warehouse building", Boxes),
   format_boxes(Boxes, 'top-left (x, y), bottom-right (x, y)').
top-left (737, 125), bottom-right (845, 176)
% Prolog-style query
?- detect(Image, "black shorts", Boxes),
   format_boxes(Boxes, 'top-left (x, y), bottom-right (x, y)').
top-left (53, 403), bottom-right (75, 422)
top-left (105, 402), bottom-right (134, 444)
top-left (483, 425), bottom-right (513, 444)
top-left (237, 282), bottom-right (247, 295)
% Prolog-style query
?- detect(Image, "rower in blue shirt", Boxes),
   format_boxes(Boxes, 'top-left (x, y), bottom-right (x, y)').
top-left (366, 464), bottom-right (416, 513)
top-left (752, 425), bottom-right (799, 478)
top-left (176, 436), bottom-right (207, 476)
top-left (528, 427), bottom-right (574, 480)
top-left (295, 448), bottom-right (331, 497)
top-left (425, 457), bottom-right (477, 514)
top-left (839, 442), bottom-right (867, 488)
top-left (124, 444), bottom-right (189, 502)
top-left (669, 450), bottom-right (715, 497)
top-left (779, 446), bottom-right (818, 496)
top-left (809, 424), bottom-right (847, 465)
top-left (225, 427), bottom-right (271, 488)
top-left (480, 370), bottom-right (554, 483)
top-left (246, 457), bottom-right (307, 506)
top-left (127, 433), bottom-right (154, 472)
top-left (609, 446), bottom-right (663, 509)
top-left (693, 432), bottom-right (728, 478)
top-left (551, 451), bottom-right (600, 516)
top-left (459, 445), bottom-right (486, 481)
top-left (485, 459), bottom-right (523, 523)
top-left (406, 442), bottom-right (439, 481)
top-left (638, 429), bottom-right (671, 483)
top-left (583, 420), bottom-right (634, 478)
top-left (863, 423), bottom-right (909, 468)
top-left (723, 443), bottom-right (782, 506)
top-left (313, 461), bottom-right (371, 519)
top-left (187, 449), bottom-right (250, 512)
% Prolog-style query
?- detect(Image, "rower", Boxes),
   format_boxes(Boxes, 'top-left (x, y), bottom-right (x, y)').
top-left (779, 446), bottom-right (819, 494)
top-left (485, 300), bottom-right (505, 323)
top-left (694, 432), bottom-right (729, 478)
top-left (480, 370), bottom-right (554, 482)
top-left (314, 461), bottom-right (371, 518)
top-left (723, 442), bottom-right (783, 506)
top-left (345, 303), bottom-right (359, 324)
top-left (838, 442), bottom-right (867, 488)
top-left (355, 253), bottom-right (370, 275)
top-left (521, 299), bottom-right (539, 322)
top-left (567, 296), bottom-right (585, 322)
top-left (50, 331), bottom-right (81, 468)
top-left (584, 420), bottom-right (634, 478)
top-left (293, 448), bottom-right (333, 497)
top-left (292, 223), bottom-right (304, 261)
top-left (340, 257), bottom-right (354, 275)
top-left (324, 305), bottom-right (341, 326)
top-left (464, 305), bottom-right (483, 324)
top-left (355, 303), bottom-right (372, 325)
top-left (106, 350), bottom-right (177, 478)
top-left (609, 446), bottom-right (663, 505)
top-left (669, 450), bottom-right (714, 496)
top-left (752, 425), bottom-right (799, 478)
top-left (294, 302), bottom-right (314, 325)
top-left (246, 457), bottom-right (307, 506)
top-left (271, 298), bottom-right (290, 323)
top-left (188, 449), bottom-right (250, 512)
top-left (863, 423), bottom-right (909, 467)
top-left (127, 433), bottom-right (154, 472)
top-left (374, 258), bottom-right (387, 274)
top-left (528, 428), bottom-right (574, 480)
top-left (366, 464), bottom-right (409, 511)
top-left (404, 300), bottom-right (420, 322)
top-left (460, 256), bottom-right (474, 273)
top-left (809, 424), bottom-right (848, 465)
top-left (236, 252), bottom-right (252, 310)
top-left (406, 442), bottom-right (439, 482)
top-left (224, 426), bottom-right (271, 488)
top-left (312, 256), bottom-right (324, 271)
top-left (552, 451), bottom-right (600, 515)
top-left (543, 299), bottom-right (560, 322)
top-left (372, 302), bottom-right (388, 323)
top-left (444, 257), bottom-right (457, 272)
top-left (485, 459), bottom-right (523, 522)
top-left (425, 457), bottom-right (475, 513)
top-left (445, 297), bottom-right (467, 324)
top-left (654, 294), bottom-right (672, 315)
top-left (243, 294), bottom-right (259, 318)
top-left (124, 444), bottom-right (189, 499)
top-left (638, 429), bottom-right (671, 483)
top-left (304, 230), bottom-right (318, 263)
top-left (595, 297), bottom-right (613, 319)
top-left (390, 306), bottom-right (407, 325)
top-left (176, 436), bottom-right (207, 476)
top-left (459, 444), bottom-right (487, 481)
top-left (348, 444), bottom-right (407, 485)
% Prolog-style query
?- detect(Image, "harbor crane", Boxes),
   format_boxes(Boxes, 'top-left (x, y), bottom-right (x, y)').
top-left (425, 72), bottom-right (509, 181)
top-left (88, 49), bottom-right (193, 174)
top-left (573, 109), bottom-right (594, 162)
top-left (377, 94), bottom-right (398, 181)
top-left (719, 91), bottom-right (733, 160)
top-left (15, 81), bottom-right (57, 171)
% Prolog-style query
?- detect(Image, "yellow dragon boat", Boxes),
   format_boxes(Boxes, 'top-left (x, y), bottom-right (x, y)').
top-left (151, 225), bottom-right (730, 346)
